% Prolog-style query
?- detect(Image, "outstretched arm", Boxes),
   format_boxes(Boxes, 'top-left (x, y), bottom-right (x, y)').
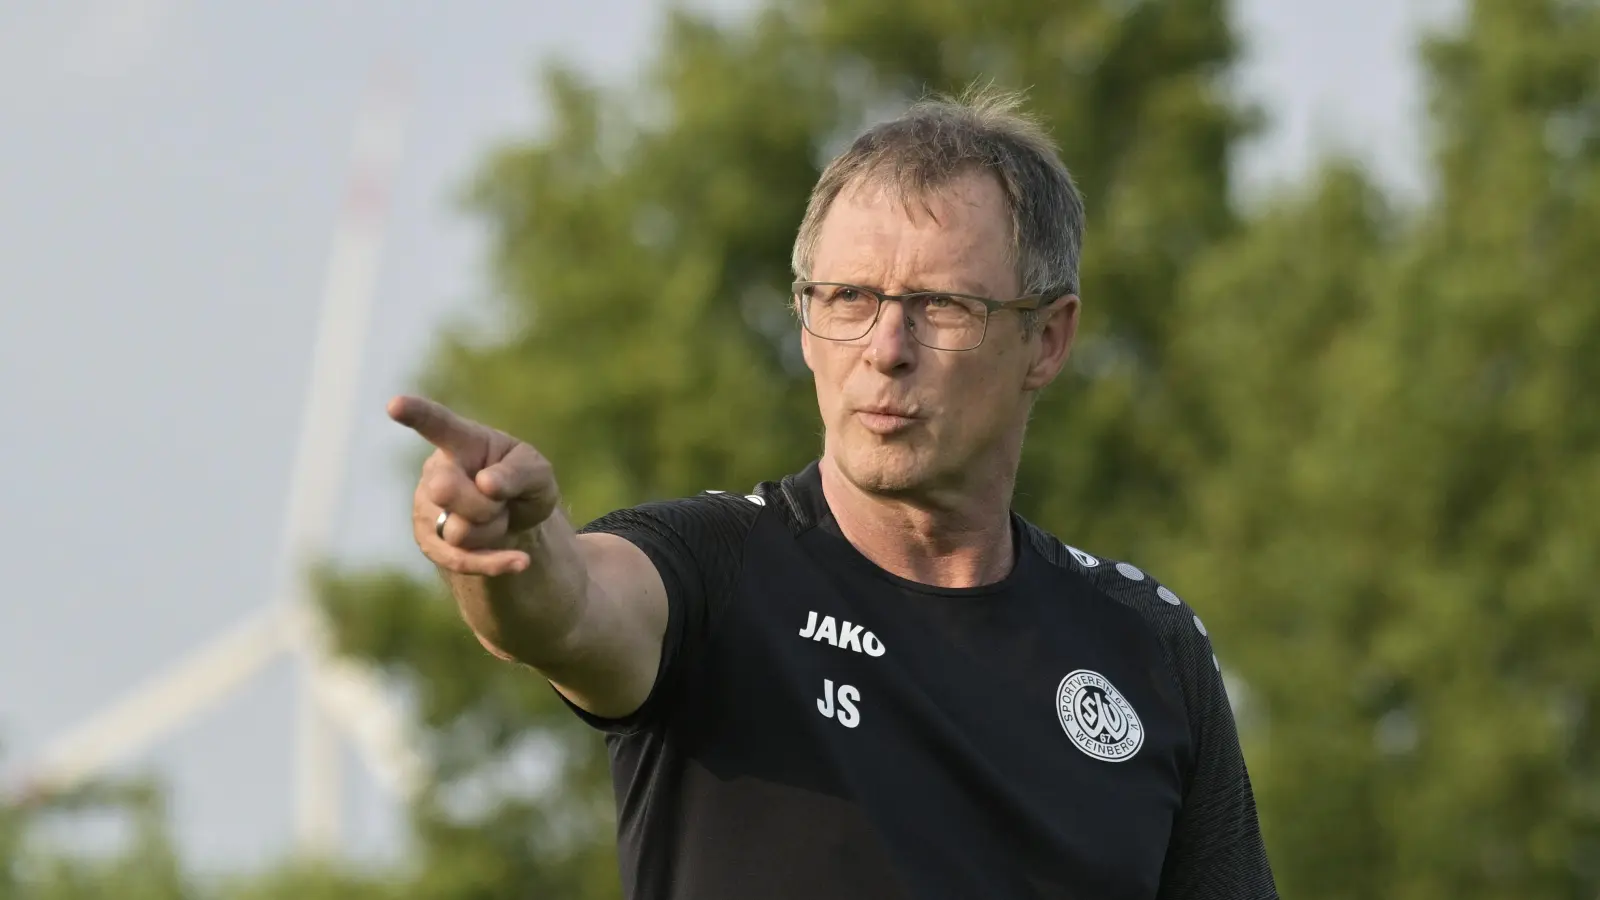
top-left (389, 394), bottom-right (668, 720)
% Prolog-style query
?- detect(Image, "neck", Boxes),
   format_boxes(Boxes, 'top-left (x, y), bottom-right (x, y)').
top-left (819, 455), bottom-right (1018, 589)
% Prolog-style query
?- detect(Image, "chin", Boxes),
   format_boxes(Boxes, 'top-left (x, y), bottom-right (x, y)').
top-left (834, 435), bottom-right (935, 495)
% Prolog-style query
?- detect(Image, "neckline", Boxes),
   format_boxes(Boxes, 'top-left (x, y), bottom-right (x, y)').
top-left (783, 459), bottom-right (1035, 598)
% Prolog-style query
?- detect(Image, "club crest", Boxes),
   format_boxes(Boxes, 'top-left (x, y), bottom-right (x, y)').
top-left (1056, 669), bottom-right (1144, 762)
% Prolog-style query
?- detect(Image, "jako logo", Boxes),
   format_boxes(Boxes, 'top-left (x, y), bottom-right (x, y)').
top-left (799, 611), bottom-right (885, 656)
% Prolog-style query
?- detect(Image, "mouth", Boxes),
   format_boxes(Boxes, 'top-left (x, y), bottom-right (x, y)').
top-left (853, 407), bottom-right (921, 435)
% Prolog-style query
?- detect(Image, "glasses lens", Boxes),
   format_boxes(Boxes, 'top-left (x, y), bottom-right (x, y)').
top-left (909, 294), bottom-right (988, 350)
top-left (800, 284), bottom-right (879, 341)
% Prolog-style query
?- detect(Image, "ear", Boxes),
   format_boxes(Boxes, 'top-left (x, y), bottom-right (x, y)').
top-left (1022, 294), bottom-right (1080, 391)
top-left (800, 323), bottom-right (817, 373)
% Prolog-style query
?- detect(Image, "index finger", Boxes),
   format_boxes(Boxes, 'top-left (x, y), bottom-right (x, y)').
top-left (387, 395), bottom-right (485, 465)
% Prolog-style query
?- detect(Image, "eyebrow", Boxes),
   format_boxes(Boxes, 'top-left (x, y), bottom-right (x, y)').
top-left (901, 282), bottom-right (994, 297)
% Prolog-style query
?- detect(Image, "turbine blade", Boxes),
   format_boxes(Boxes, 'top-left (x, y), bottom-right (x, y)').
top-left (310, 660), bottom-right (426, 801)
top-left (18, 606), bottom-right (292, 794)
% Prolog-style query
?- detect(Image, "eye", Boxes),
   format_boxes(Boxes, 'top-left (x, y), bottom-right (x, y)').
top-left (833, 287), bottom-right (863, 302)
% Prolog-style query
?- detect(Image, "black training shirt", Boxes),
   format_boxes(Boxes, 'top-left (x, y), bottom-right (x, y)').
top-left (570, 460), bottom-right (1277, 900)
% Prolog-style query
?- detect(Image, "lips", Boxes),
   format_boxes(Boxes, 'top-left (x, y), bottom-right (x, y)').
top-left (853, 406), bottom-right (920, 435)
top-left (859, 406), bottom-right (917, 418)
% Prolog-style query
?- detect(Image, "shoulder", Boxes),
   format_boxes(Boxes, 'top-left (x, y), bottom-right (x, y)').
top-left (1022, 521), bottom-right (1217, 660)
top-left (580, 488), bottom-right (766, 533)
top-left (576, 486), bottom-right (776, 569)
top-left (1020, 521), bottom-right (1225, 727)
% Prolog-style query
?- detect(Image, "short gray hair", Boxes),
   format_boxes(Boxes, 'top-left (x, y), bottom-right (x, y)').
top-left (791, 87), bottom-right (1085, 321)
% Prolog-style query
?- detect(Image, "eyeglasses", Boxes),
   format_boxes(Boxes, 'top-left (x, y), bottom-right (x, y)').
top-left (792, 281), bottom-right (1058, 351)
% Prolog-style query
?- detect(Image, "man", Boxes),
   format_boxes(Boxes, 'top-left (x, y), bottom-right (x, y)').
top-left (390, 90), bottom-right (1277, 899)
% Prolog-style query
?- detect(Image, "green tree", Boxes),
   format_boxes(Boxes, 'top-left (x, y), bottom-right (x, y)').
top-left (319, 0), bottom-right (1253, 896)
top-left (27, 0), bottom-right (1595, 897)
top-left (0, 767), bottom-right (410, 900)
top-left (1159, 0), bottom-right (1600, 896)
top-left (0, 778), bottom-right (193, 900)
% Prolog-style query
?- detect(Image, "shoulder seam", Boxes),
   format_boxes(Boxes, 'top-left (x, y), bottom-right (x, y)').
top-left (750, 477), bottom-right (815, 536)
top-left (1023, 520), bottom-right (1209, 748)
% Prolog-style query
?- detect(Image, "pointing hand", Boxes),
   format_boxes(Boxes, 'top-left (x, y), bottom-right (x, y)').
top-left (388, 395), bottom-right (559, 577)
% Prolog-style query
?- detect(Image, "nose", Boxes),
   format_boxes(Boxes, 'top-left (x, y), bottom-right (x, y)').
top-left (865, 299), bottom-right (917, 373)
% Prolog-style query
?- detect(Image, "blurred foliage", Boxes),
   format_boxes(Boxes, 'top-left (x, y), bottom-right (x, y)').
top-left (9, 0), bottom-right (1599, 896)
top-left (0, 778), bottom-right (193, 900)
top-left (1160, 1), bottom-right (1600, 895)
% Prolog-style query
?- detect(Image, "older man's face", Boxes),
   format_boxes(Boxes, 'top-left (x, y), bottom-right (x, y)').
top-left (802, 170), bottom-right (1076, 496)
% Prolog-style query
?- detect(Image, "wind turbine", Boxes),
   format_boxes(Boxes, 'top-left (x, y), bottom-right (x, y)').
top-left (10, 62), bottom-right (424, 858)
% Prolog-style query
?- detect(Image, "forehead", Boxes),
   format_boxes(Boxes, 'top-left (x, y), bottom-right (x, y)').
top-left (811, 170), bottom-right (1017, 294)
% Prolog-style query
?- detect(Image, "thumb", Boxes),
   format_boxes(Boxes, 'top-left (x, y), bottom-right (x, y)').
top-left (474, 466), bottom-right (514, 501)
top-left (475, 446), bottom-right (560, 530)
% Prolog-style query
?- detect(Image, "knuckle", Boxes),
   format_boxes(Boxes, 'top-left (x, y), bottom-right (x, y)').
top-left (441, 517), bottom-right (469, 547)
top-left (420, 470), bottom-right (459, 508)
top-left (420, 448), bottom-right (451, 474)
top-left (438, 546), bottom-right (478, 573)
top-left (419, 541), bottom-right (454, 568)
top-left (509, 441), bottom-right (546, 469)
top-left (527, 446), bottom-right (552, 473)
top-left (512, 450), bottom-right (556, 497)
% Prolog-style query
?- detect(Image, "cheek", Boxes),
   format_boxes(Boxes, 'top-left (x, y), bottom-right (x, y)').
top-left (804, 341), bottom-right (850, 413)
top-left (942, 364), bottom-right (1021, 438)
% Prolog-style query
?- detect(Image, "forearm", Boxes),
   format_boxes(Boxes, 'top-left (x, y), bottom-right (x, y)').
top-left (442, 510), bottom-right (668, 718)
top-left (442, 508), bottom-right (592, 666)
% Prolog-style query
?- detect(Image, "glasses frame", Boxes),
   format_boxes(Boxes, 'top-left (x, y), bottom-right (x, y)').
top-left (791, 281), bottom-right (1061, 351)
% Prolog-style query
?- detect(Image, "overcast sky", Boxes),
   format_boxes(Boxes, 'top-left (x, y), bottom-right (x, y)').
top-left (0, 0), bottom-right (1456, 872)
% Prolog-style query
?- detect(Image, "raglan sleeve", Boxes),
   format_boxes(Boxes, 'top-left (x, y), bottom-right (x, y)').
top-left (1155, 601), bottom-right (1279, 900)
top-left (566, 492), bottom-right (759, 734)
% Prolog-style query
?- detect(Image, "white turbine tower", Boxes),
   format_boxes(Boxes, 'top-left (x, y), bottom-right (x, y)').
top-left (11, 63), bottom-right (424, 858)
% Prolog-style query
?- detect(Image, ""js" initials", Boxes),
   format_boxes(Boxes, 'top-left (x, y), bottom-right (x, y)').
top-left (816, 679), bottom-right (861, 729)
